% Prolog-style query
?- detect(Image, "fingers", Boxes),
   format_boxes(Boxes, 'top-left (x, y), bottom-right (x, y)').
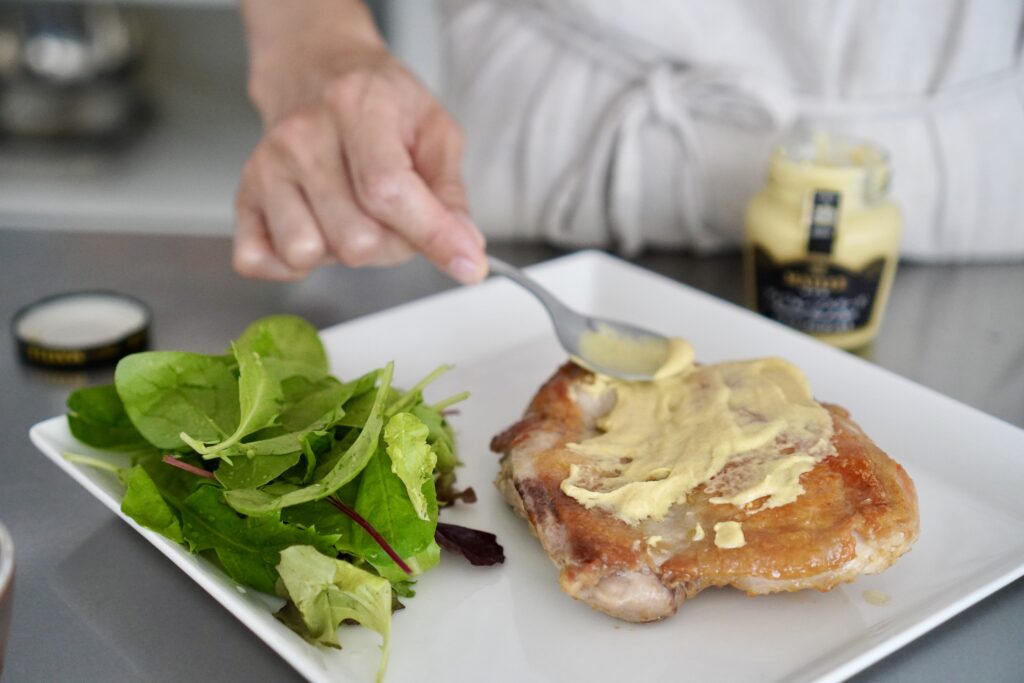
top-left (234, 109), bottom-right (417, 279)
top-left (294, 122), bottom-right (416, 267)
top-left (233, 202), bottom-right (309, 281)
top-left (235, 117), bottom-right (329, 276)
top-left (337, 98), bottom-right (487, 284)
top-left (233, 64), bottom-right (485, 284)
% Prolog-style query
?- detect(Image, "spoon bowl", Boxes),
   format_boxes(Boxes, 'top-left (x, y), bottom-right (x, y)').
top-left (487, 256), bottom-right (674, 381)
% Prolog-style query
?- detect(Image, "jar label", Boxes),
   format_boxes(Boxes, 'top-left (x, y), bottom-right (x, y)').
top-left (806, 190), bottom-right (841, 255)
top-left (753, 247), bottom-right (886, 334)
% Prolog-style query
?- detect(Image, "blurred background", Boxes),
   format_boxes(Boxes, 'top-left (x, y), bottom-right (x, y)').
top-left (0, 0), bottom-right (442, 236)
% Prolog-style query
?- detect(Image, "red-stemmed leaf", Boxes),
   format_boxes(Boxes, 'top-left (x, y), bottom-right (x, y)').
top-left (162, 454), bottom-right (215, 479)
top-left (327, 496), bottom-right (413, 575)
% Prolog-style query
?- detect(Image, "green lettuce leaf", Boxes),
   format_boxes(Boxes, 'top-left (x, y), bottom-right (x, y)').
top-left (119, 465), bottom-right (183, 543)
top-left (66, 384), bottom-right (151, 452)
top-left (139, 455), bottom-right (208, 511)
top-left (211, 376), bottom-right (350, 459)
top-left (115, 351), bottom-right (239, 450)
top-left (348, 447), bottom-right (438, 579)
top-left (223, 363), bottom-right (393, 515)
top-left (382, 413), bottom-right (436, 521)
top-left (234, 315), bottom-right (328, 381)
top-left (184, 316), bottom-right (330, 457)
top-left (182, 346), bottom-right (284, 457)
top-left (215, 451), bottom-right (302, 490)
top-left (275, 545), bottom-right (391, 682)
top-left (179, 486), bottom-right (337, 594)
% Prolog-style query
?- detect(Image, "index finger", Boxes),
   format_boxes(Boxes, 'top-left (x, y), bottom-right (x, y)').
top-left (339, 105), bottom-right (487, 284)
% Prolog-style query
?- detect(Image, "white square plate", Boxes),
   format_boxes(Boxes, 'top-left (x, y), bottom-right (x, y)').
top-left (31, 251), bottom-right (1024, 683)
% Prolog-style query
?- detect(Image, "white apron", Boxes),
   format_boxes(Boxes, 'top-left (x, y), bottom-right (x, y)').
top-left (441, 0), bottom-right (1024, 261)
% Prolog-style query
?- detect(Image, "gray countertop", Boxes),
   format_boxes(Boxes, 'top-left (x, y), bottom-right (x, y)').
top-left (1, 227), bottom-right (1022, 682)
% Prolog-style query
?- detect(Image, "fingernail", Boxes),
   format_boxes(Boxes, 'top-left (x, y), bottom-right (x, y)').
top-left (447, 255), bottom-right (485, 284)
top-left (455, 210), bottom-right (486, 248)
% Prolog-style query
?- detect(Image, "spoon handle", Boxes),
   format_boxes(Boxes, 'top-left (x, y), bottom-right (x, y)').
top-left (487, 256), bottom-right (577, 323)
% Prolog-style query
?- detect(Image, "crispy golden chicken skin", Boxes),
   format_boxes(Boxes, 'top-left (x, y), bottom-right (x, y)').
top-left (491, 363), bottom-right (919, 622)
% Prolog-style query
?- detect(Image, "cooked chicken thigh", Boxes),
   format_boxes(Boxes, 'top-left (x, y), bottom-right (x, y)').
top-left (492, 363), bottom-right (919, 622)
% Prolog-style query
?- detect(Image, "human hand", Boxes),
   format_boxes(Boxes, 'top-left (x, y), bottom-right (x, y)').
top-left (234, 0), bottom-right (486, 283)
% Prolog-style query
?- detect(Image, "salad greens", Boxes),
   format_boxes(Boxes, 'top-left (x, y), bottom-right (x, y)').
top-left (65, 315), bottom-right (501, 682)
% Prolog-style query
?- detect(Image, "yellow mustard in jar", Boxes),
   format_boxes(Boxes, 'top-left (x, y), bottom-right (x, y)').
top-left (744, 134), bottom-right (901, 350)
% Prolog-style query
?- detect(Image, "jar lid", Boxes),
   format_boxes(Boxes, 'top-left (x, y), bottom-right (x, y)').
top-left (11, 291), bottom-right (150, 370)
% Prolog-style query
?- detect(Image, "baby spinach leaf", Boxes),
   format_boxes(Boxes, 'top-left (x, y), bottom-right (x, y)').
top-left (235, 315), bottom-right (328, 381)
top-left (183, 345), bottom-right (284, 456)
top-left (282, 498), bottom-right (351, 539)
top-left (186, 317), bottom-right (337, 458)
top-left (310, 429), bottom-right (358, 483)
top-left (215, 451), bottom-right (302, 490)
top-left (383, 413), bottom-right (436, 521)
top-left (278, 376), bottom-right (347, 431)
top-left (213, 376), bottom-right (351, 459)
top-left (340, 369), bottom-right (381, 404)
top-left (335, 386), bottom-right (399, 429)
top-left (274, 545), bottom-right (391, 681)
top-left (66, 384), bottom-right (150, 452)
top-left (223, 364), bottom-right (393, 515)
top-left (115, 351), bottom-right (240, 450)
top-left (349, 448), bottom-right (438, 578)
top-left (140, 456), bottom-right (208, 511)
top-left (119, 465), bottom-right (183, 543)
top-left (179, 486), bottom-right (337, 594)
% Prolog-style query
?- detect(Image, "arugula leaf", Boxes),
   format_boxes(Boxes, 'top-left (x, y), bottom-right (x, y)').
top-left (115, 351), bottom-right (240, 450)
top-left (275, 545), bottom-right (391, 682)
top-left (223, 363), bottom-right (393, 515)
top-left (179, 486), bottom-right (337, 594)
top-left (119, 465), bottom-right (184, 543)
top-left (67, 384), bottom-right (151, 452)
top-left (383, 413), bottom-right (436, 521)
top-left (385, 364), bottom-right (451, 417)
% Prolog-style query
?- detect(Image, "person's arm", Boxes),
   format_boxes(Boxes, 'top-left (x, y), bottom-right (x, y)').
top-left (235, 0), bottom-right (486, 283)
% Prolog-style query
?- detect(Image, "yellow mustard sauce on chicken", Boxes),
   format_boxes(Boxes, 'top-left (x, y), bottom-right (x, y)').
top-left (560, 342), bottom-right (836, 527)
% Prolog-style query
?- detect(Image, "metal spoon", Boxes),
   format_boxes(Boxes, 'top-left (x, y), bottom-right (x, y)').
top-left (487, 256), bottom-right (673, 381)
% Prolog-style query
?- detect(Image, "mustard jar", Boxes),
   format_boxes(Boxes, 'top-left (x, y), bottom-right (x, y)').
top-left (744, 134), bottom-right (901, 350)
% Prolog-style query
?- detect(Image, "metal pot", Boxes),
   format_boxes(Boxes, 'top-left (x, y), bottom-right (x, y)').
top-left (0, 3), bottom-right (144, 139)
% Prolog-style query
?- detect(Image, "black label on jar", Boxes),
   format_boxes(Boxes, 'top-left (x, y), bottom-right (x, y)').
top-left (806, 190), bottom-right (841, 255)
top-left (753, 247), bottom-right (886, 334)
